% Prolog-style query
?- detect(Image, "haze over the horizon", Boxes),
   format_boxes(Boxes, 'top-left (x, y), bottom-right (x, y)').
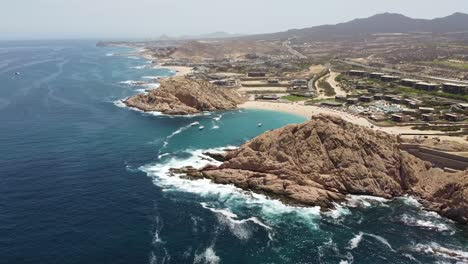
top-left (1, 0), bottom-right (468, 40)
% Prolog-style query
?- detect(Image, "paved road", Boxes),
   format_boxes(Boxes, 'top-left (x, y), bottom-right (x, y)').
top-left (283, 40), bottom-right (307, 59)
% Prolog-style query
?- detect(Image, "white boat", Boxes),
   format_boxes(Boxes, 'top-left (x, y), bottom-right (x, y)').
top-left (190, 121), bottom-right (200, 127)
top-left (198, 126), bottom-right (205, 130)
top-left (257, 123), bottom-right (263, 127)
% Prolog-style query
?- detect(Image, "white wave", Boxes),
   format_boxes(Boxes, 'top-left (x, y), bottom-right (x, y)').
top-left (105, 53), bottom-right (114, 56)
top-left (400, 195), bottom-right (422, 207)
top-left (143, 83), bottom-right (160, 89)
top-left (113, 99), bottom-right (127, 109)
top-left (120, 80), bottom-right (145, 86)
top-left (325, 202), bottom-right (352, 219)
top-left (211, 125), bottom-right (220, 130)
top-left (130, 65), bottom-right (148, 69)
top-left (400, 214), bottom-right (451, 232)
top-left (347, 232), bottom-right (363, 249)
top-left (345, 195), bottom-right (389, 208)
top-left (152, 216), bottom-right (164, 244)
top-left (140, 147), bottom-right (322, 229)
top-left (194, 246), bottom-right (220, 264)
top-left (201, 203), bottom-right (272, 240)
top-left (365, 233), bottom-right (394, 252)
top-left (160, 123), bottom-right (195, 151)
top-left (347, 232), bottom-right (393, 251)
top-left (127, 56), bottom-right (140, 60)
top-left (412, 242), bottom-right (468, 262)
top-left (158, 153), bottom-right (171, 159)
top-left (213, 115), bottom-right (223, 121)
top-left (142, 76), bottom-right (160, 80)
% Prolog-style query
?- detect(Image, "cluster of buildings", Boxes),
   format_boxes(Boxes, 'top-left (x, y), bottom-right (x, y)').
top-left (347, 70), bottom-right (468, 95)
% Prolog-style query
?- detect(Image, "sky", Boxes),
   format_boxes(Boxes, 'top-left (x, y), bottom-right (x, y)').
top-left (1, 0), bottom-right (468, 40)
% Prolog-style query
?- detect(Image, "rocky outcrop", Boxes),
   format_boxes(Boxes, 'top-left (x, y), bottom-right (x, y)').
top-left (176, 115), bottom-right (468, 224)
top-left (124, 77), bottom-right (244, 115)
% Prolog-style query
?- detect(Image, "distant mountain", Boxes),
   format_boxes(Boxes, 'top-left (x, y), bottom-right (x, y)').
top-left (248, 12), bottom-right (468, 41)
top-left (158, 31), bottom-right (244, 41)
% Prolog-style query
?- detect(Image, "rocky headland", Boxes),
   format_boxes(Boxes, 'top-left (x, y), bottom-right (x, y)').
top-left (173, 115), bottom-right (468, 224)
top-left (124, 77), bottom-right (244, 115)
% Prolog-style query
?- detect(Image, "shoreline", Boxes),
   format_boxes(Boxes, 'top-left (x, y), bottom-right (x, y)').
top-left (239, 100), bottom-right (468, 144)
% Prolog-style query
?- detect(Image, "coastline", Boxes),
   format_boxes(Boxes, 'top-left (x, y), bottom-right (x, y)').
top-left (239, 100), bottom-right (468, 144)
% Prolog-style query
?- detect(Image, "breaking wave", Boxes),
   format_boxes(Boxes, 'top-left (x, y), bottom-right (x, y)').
top-left (140, 146), bottom-right (322, 230)
top-left (347, 232), bottom-right (363, 249)
top-left (346, 232), bottom-right (394, 251)
top-left (194, 246), bottom-right (220, 264)
top-left (412, 242), bottom-right (468, 262)
top-left (345, 195), bottom-right (389, 208)
top-left (400, 214), bottom-right (451, 232)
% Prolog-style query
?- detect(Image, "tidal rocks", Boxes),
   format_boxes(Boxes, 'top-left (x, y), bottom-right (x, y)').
top-left (124, 77), bottom-right (244, 115)
top-left (180, 115), bottom-right (468, 224)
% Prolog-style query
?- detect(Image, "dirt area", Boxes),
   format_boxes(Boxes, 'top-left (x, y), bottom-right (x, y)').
top-left (403, 137), bottom-right (468, 152)
top-left (315, 71), bottom-right (348, 99)
top-left (238, 87), bottom-right (288, 92)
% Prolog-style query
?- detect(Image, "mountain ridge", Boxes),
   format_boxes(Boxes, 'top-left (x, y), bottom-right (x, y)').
top-left (245, 12), bottom-right (468, 41)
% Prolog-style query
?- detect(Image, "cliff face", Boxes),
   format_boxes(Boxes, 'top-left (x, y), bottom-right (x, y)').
top-left (124, 77), bottom-right (244, 115)
top-left (181, 115), bottom-right (468, 224)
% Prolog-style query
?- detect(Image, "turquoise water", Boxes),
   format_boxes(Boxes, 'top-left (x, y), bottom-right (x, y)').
top-left (0, 40), bottom-right (467, 264)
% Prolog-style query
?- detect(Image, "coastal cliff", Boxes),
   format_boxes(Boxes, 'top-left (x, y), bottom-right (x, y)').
top-left (175, 115), bottom-right (468, 224)
top-left (124, 77), bottom-right (244, 115)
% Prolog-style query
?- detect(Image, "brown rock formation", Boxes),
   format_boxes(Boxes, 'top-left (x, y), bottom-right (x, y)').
top-left (178, 115), bottom-right (468, 224)
top-left (124, 77), bottom-right (244, 115)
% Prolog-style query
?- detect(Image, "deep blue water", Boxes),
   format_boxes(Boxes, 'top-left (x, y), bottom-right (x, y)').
top-left (0, 40), bottom-right (467, 264)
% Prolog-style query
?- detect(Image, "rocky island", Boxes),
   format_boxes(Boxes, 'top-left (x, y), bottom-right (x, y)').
top-left (174, 115), bottom-right (468, 224)
top-left (124, 77), bottom-right (244, 115)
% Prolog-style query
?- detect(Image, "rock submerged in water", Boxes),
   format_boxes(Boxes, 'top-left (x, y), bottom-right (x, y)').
top-left (124, 77), bottom-right (244, 115)
top-left (176, 115), bottom-right (468, 224)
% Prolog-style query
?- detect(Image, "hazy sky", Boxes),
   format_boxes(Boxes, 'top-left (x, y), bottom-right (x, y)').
top-left (1, 0), bottom-right (468, 40)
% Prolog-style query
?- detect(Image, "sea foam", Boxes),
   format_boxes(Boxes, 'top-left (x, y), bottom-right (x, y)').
top-left (140, 147), bottom-right (322, 230)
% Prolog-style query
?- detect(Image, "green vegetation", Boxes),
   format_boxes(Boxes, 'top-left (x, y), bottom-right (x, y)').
top-left (396, 86), bottom-right (468, 102)
top-left (421, 60), bottom-right (468, 71)
top-left (318, 79), bottom-right (336, 96)
top-left (281, 95), bottom-right (309, 102)
top-left (312, 69), bottom-right (330, 90)
top-left (411, 125), bottom-right (463, 132)
top-left (305, 98), bottom-right (337, 105)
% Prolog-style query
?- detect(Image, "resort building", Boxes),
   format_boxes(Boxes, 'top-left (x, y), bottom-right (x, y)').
top-left (335, 95), bottom-right (347, 101)
top-left (373, 94), bottom-right (384, 100)
top-left (247, 71), bottom-right (267, 77)
top-left (369, 72), bottom-right (385, 79)
top-left (419, 107), bottom-right (436, 113)
top-left (443, 83), bottom-right (468, 94)
top-left (391, 114), bottom-right (411, 122)
top-left (415, 82), bottom-right (439, 91)
top-left (400, 79), bottom-right (421, 87)
top-left (359, 96), bottom-right (373, 102)
top-left (291, 79), bottom-right (308, 86)
top-left (444, 113), bottom-right (465, 122)
top-left (421, 114), bottom-right (439, 122)
top-left (348, 70), bottom-right (367, 77)
top-left (381, 75), bottom-right (400, 82)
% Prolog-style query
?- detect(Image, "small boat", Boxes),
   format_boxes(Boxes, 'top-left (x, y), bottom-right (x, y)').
top-left (257, 123), bottom-right (263, 127)
top-left (198, 126), bottom-right (205, 130)
top-left (14, 72), bottom-right (20, 75)
top-left (190, 121), bottom-right (200, 127)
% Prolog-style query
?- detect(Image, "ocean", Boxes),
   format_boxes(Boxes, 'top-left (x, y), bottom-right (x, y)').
top-left (0, 40), bottom-right (467, 264)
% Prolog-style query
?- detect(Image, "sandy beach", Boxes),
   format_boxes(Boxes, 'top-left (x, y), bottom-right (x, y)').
top-left (240, 100), bottom-right (468, 144)
top-left (153, 65), bottom-right (193, 77)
